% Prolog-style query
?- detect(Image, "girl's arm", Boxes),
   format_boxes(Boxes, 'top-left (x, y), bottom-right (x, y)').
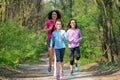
top-left (78, 30), bottom-right (82, 41)
top-left (61, 31), bottom-right (68, 42)
top-left (74, 29), bottom-right (82, 43)
top-left (67, 30), bottom-right (72, 42)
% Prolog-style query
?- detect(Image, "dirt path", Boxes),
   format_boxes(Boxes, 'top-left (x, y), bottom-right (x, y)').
top-left (1, 52), bottom-right (120, 80)
top-left (1, 52), bottom-right (94, 80)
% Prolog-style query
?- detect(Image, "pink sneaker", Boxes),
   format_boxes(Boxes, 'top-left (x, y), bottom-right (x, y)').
top-left (60, 72), bottom-right (64, 79)
top-left (56, 74), bottom-right (60, 79)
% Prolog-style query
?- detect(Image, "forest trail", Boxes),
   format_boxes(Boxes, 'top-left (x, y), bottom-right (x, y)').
top-left (2, 52), bottom-right (93, 80)
top-left (1, 52), bottom-right (120, 80)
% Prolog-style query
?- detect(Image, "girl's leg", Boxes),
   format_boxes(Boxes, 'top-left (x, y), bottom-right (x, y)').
top-left (54, 49), bottom-right (61, 79)
top-left (69, 48), bottom-right (75, 76)
top-left (53, 51), bottom-right (56, 76)
top-left (75, 47), bottom-right (80, 71)
top-left (56, 62), bottom-right (60, 72)
top-left (70, 64), bottom-right (74, 73)
top-left (56, 62), bottom-right (60, 79)
top-left (60, 48), bottom-right (65, 73)
top-left (60, 62), bottom-right (64, 79)
top-left (60, 62), bottom-right (64, 72)
top-left (58, 48), bottom-right (65, 79)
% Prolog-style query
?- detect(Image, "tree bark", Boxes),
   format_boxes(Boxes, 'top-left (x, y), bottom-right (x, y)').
top-left (96, 0), bottom-right (119, 62)
top-left (1, 0), bottom-right (43, 28)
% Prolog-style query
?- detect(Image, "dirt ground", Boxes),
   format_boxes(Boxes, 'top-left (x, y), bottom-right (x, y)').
top-left (0, 63), bottom-right (120, 80)
top-left (0, 52), bottom-right (120, 80)
top-left (80, 63), bottom-right (120, 80)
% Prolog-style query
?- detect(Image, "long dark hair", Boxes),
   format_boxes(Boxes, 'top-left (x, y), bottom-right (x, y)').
top-left (67, 19), bottom-right (78, 29)
top-left (48, 10), bottom-right (61, 20)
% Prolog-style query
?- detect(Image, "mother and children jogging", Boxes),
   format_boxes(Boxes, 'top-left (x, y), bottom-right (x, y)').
top-left (42, 10), bottom-right (82, 79)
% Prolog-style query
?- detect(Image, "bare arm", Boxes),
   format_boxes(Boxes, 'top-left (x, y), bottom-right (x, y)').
top-left (42, 26), bottom-right (52, 32)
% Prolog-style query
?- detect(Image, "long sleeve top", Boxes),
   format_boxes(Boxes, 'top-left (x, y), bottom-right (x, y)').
top-left (45, 20), bottom-right (56, 39)
top-left (67, 28), bottom-right (82, 48)
top-left (50, 29), bottom-right (68, 49)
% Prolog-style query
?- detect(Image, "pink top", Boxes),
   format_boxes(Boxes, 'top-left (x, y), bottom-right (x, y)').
top-left (67, 28), bottom-right (82, 48)
top-left (45, 20), bottom-right (56, 39)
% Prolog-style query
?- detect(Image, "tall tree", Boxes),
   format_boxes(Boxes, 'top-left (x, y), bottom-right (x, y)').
top-left (1, 0), bottom-right (44, 28)
top-left (96, 0), bottom-right (120, 62)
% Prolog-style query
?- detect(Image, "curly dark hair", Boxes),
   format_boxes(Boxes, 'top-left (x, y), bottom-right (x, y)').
top-left (48, 10), bottom-right (61, 20)
top-left (67, 19), bottom-right (78, 29)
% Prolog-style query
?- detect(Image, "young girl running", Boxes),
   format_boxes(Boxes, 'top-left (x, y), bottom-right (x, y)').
top-left (67, 19), bottom-right (82, 76)
top-left (50, 20), bottom-right (67, 79)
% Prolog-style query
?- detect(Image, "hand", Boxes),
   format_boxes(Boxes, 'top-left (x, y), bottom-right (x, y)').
top-left (48, 27), bottom-right (52, 30)
top-left (50, 46), bottom-right (53, 49)
top-left (42, 29), bottom-right (46, 32)
top-left (59, 35), bottom-right (63, 40)
top-left (68, 34), bottom-right (71, 41)
top-left (74, 39), bottom-right (80, 43)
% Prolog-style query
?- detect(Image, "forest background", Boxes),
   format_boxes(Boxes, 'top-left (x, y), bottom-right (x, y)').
top-left (0, 0), bottom-right (120, 69)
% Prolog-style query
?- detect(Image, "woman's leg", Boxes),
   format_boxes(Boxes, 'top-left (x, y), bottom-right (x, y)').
top-left (48, 47), bottom-right (54, 72)
top-left (47, 39), bottom-right (54, 72)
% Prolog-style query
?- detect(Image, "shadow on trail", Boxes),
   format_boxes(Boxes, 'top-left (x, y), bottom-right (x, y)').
top-left (9, 65), bottom-right (53, 78)
top-left (81, 63), bottom-right (120, 77)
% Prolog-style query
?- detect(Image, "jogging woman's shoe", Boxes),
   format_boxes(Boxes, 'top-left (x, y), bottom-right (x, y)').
top-left (48, 66), bottom-right (52, 72)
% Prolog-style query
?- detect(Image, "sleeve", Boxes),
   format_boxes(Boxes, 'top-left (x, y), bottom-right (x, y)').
top-left (78, 29), bottom-right (82, 41)
top-left (67, 30), bottom-right (72, 42)
top-left (45, 21), bottom-right (49, 27)
top-left (66, 30), bottom-right (69, 37)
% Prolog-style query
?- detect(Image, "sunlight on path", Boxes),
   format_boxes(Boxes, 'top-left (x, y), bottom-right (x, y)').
top-left (9, 52), bottom-right (93, 80)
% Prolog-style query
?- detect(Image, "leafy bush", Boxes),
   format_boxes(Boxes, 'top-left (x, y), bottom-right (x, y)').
top-left (0, 20), bottom-right (47, 67)
top-left (75, 14), bottom-right (101, 61)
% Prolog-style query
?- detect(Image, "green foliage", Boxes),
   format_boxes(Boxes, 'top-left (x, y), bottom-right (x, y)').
top-left (79, 58), bottom-right (95, 65)
top-left (63, 0), bottom-right (102, 65)
top-left (64, 46), bottom-right (70, 64)
top-left (75, 14), bottom-right (101, 60)
top-left (0, 20), bottom-right (47, 67)
top-left (117, 59), bottom-right (120, 68)
top-left (1, 0), bottom-right (119, 66)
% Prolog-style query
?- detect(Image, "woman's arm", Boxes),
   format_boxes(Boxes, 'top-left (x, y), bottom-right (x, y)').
top-left (42, 26), bottom-right (52, 32)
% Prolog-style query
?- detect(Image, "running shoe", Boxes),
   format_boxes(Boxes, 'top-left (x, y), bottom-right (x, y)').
top-left (69, 71), bottom-right (73, 76)
top-left (48, 66), bottom-right (52, 72)
top-left (56, 74), bottom-right (60, 79)
top-left (75, 66), bottom-right (79, 71)
top-left (60, 71), bottom-right (64, 79)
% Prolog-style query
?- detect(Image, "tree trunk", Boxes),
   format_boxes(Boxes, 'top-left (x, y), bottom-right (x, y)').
top-left (1, 0), bottom-right (43, 28)
top-left (83, 0), bottom-right (88, 14)
top-left (96, 0), bottom-right (119, 63)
